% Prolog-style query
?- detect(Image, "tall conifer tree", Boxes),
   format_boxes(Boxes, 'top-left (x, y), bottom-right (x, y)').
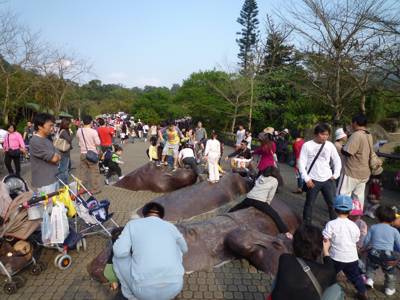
top-left (236, 0), bottom-right (259, 73)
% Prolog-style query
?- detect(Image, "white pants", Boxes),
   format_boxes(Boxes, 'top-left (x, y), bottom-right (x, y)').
top-left (207, 154), bottom-right (220, 182)
top-left (337, 174), bottom-right (368, 208)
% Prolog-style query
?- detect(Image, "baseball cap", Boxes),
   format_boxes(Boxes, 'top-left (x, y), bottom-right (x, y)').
top-left (349, 197), bottom-right (363, 216)
top-left (334, 195), bottom-right (353, 211)
top-left (335, 128), bottom-right (347, 141)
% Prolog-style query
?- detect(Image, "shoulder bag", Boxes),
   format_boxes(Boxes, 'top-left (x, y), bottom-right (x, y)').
top-left (80, 129), bottom-right (99, 163)
top-left (302, 142), bottom-right (325, 191)
top-left (6, 134), bottom-right (21, 158)
top-left (364, 132), bottom-right (383, 175)
top-left (53, 129), bottom-right (71, 152)
top-left (297, 257), bottom-right (344, 300)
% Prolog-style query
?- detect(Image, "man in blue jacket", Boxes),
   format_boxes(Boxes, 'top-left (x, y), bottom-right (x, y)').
top-left (113, 202), bottom-right (188, 300)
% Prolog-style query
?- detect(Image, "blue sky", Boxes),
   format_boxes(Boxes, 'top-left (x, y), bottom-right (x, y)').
top-left (7, 0), bottom-right (277, 88)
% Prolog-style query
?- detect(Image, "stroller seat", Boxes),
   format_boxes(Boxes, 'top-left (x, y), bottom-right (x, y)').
top-left (2, 175), bottom-right (29, 200)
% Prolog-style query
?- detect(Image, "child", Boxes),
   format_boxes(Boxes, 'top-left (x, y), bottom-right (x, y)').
top-left (349, 197), bottom-right (368, 249)
top-left (322, 195), bottom-right (368, 300)
top-left (105, 145), bottom-right (124, 185)
top-left (104, 227), bottom-right (124, 291)
top-left (365, 175), bottom-right (383, 219)
top-left (363, 206), bottom-right (400, 296)
top-left (204, 131), bottom-right (221, 183)
top-left (147, 136), bottom-right (160, 166)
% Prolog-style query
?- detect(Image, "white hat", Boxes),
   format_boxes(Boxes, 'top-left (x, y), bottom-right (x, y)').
top-left (282, 128), bottom-right (289, 134)
top-left (335, 128), bottom-right (347, 141)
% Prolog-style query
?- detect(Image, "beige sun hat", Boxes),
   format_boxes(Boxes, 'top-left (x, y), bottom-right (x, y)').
top-left (263, 127), bottom-right (274, 134)
top-left (335, 128), bottom-right (347, 141)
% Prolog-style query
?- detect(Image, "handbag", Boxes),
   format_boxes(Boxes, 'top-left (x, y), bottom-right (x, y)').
top-left (6, 134), bottom-right (21, 158)
top-left (297, 258), bottom-right (344, 300)
top-left (53, 129), bottom-right (71, 152)
top-left (365, 132), bottom-right (383, 175)
top-left (80, 128), bottom-right (99, 163)
top-left (302, 142), bottom-right (325, 191)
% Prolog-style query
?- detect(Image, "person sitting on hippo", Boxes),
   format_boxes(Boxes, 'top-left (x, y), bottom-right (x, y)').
top-left (229, 166), bottom-right (292, 239)
top-left (178, 143), bottom-right (200, 177)
top-left (225, 140), bottom-right (254, 177)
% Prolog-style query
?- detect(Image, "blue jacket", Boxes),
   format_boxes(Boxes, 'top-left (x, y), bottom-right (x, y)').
top-left (113, 216), bottom-right (188, 287)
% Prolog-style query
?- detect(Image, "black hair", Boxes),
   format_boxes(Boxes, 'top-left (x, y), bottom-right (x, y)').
top-left (292, 129), bottom-right (304, 139)
top-left (293, 225), bottom-right (323, 261)
top-left (335, 209), bottom-right (351, 215)
top-left (113, 144), bottom-right (123, 152)
top-left (33, 113), bottom-right (55, 131)
top-left (375, 205), bottom-right (396, 223)
top-left (98, 118), bottom-right (105, 126)
top-left (111, 227), bottom-right (124, 243)
top-left (142, 202), bottom-right (165, 219)
top-left (6, 123), bottom-right (16, 131)
top-left (314, 123), bottom-right (331, 135)
top-left (149, 136), bottom-right (158, 146)
top-left (82, 115), bottom-right (93, 125)
top-left (261, 166), bottom-right (284, 186)
top-left (352, 114), bottom-right (368, 127)
top-left (241, 140), bottom-right (248, 145)
top-left (210, 130), bottom-right (218, 139)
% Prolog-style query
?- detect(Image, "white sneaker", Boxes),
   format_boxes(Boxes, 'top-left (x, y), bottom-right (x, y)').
top-left (385, 288), bottom-right (396, 296)
top-left (118, 176), bottom-right (124, 180)
top-left (104, 178), bottom-right (109, 185)
top-left (365, 278), bottom-right (374, 289)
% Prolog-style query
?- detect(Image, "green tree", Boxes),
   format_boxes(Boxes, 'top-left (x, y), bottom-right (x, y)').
top-left (236, 0), bottom-right (259, 73)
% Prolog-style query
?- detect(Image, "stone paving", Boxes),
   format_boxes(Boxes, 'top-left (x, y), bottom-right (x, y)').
top-left (0, 138), bottom-right (399, 299)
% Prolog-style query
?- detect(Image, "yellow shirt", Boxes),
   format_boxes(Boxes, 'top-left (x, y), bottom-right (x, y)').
top-left (149, 145), bottom-right (158, 160)
top-left (166, 129), bottom-right (180, 145)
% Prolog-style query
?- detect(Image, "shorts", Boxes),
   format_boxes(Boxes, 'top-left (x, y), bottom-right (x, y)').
top-left (162, 143), bottom-right (179, 156)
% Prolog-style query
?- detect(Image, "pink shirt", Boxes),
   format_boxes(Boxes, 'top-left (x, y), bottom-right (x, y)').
top-left (253, 142), bottom-right (276, 171)
top-left (76, 127), bottom-right (100, 154)
top-left (3, 132), bottom-right (25, 151)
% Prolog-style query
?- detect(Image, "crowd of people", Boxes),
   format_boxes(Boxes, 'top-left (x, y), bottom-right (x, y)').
top-left (0, 111), bottom-right (399, 300)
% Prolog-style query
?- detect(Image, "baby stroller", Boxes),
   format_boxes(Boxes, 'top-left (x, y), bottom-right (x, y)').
top-left (0, 176), bottom-right (45, 294)
top-left (58, 174), bottom-right (118, 238)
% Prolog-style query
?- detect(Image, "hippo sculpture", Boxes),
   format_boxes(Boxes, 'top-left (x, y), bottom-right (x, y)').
top-left (114, 162), bottom-right (198, 193)
top-left (136, 173), bottom-right (251, 221)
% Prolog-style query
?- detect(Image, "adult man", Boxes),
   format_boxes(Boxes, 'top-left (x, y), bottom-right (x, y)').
top-left (194, 121), bottom-right (207, 152)
top-left (299, 123), bottom-right (342, 225)
top-left (337, 114), bottom-right (372, 209)
top-left (97, 118), bottom-right (115, 153)
top-left (159, 122), bottom-right (183, 170)
top-left (113, 202), bottom-right (188, 300)
top-left (235, 125), bottom-right (246, 150)
top-left (30, 113), bottom-right (61, 193)
top-left (227, 140), bottom-right (252, 160)
top-left (76, 115), bottom-right (101, 194)
top-left (23, 121), bottom-right (34, 145)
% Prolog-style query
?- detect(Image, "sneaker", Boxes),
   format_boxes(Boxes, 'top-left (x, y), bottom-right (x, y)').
top-left (385, 288), bottom-right (396, 296)
top-left (118, 176), bottom-right (124, 180)
top-left (104, 179), bottom-right (109, 185)
top-left (365, 277), bottom-right (374, 289)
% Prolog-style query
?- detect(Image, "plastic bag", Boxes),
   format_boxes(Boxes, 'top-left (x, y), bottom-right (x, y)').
top-left (50, 202), bottom-right (70, 244)
top-left (41, 206), bottom-right (52, 244)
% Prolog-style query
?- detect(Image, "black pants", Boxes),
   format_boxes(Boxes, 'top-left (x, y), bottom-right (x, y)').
top-left (4, 152), bottom-right (21, 177)
top-left (107, 162), bottom-right (122, 178)
top-left (333, 259), bottom-right (366, 294)
top-left (229, 198), bottom-right (289, 233)
top-left (303, 179), bottom-right (336, 225)
top-left (182, 157), bottom-right (199, 176)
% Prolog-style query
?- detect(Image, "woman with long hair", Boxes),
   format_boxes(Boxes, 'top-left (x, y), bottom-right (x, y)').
top-left (58, 118), bottom-right (73, 184)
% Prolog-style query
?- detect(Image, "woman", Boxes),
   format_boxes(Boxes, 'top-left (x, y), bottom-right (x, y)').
top-left (292, 130), bottom-right (305, 194)
top-left (204, 131), bottom-right (221, 183)
top-left (270, 225), bottom-right (339, 300)
top-left (253, 133), bottom-right (276, 174)
top-left (3, 124), bottom-right (26, 177)
top-left (58, 119), bottom-right (73, 184)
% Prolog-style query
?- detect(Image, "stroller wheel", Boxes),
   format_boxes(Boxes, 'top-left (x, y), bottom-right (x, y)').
top-left (55, 254), bottom-right (72, 270)
top-left (4, 282), bottom-right (17, 295)
top-left (13, 275), bottom-right (26, 288)
top-left (31, 261), bottom-right (45, 275)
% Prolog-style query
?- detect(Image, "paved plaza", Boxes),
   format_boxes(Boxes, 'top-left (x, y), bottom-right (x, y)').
top-left (0, 140), bottom-right (399, 300)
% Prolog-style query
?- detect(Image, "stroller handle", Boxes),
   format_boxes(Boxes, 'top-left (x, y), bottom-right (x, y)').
top-left (20, 190), bottom-right (63, 209)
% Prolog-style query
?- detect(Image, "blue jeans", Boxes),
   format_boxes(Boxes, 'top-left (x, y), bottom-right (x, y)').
top-left (366, 249), bottom-right (398, 290)
top-left (58, 155), bottom-right (70, 184)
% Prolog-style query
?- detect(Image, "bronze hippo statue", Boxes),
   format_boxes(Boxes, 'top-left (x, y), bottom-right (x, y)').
top-left (177, 199), bottom-right (300, 273)
top-left (114, 162), bottom-right (198, 193)
top-left (136, 173), bottom-right (251, 221)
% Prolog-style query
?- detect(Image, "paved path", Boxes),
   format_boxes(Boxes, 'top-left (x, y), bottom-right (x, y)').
top-left (1, 139), bottom-right (399, 299)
